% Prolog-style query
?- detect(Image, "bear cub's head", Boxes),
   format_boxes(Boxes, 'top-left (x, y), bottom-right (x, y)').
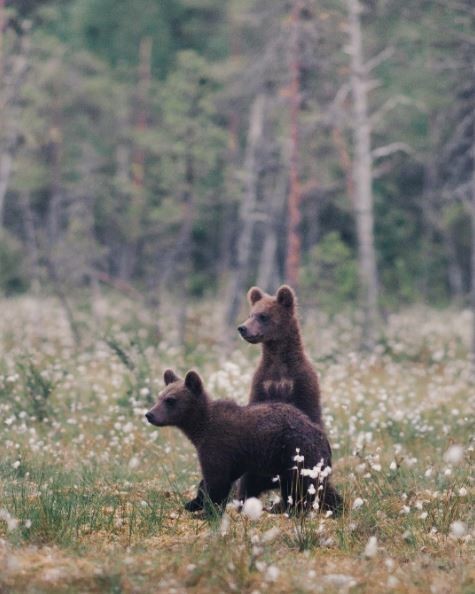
top-left (237, 284), bottom-right (296, 344)
top-left (145, 369), bottom-right (205, 427)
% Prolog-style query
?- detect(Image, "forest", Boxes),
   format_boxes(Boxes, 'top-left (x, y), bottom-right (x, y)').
top-left (1, 0), bottom-right (474, 347)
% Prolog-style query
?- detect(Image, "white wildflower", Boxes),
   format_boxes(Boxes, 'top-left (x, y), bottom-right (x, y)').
top-left (242, 498), bottom-right (263, 521)
top-left (363, 536), bottom-right (378, 558)
top-left (352, 497), bottom-right (364, 510)
top-left (385, 558), bottom-right (395, 570)
top-left (264, 565), bottom-right (279, 582)
top-left (449, 521), bottom-right (467, 539)
top-left (0, 509), bottom-right (18, 532)
top-left (458, 487), bottom-right (467, 497)
top-left (307, 483), bottom-right (316, 495)
top-left (443, 444), bottom-right (464, 465)
top-left (128, 456), bottom-right (140, 470)
top-left (419, 512), bottom-right (428, 520)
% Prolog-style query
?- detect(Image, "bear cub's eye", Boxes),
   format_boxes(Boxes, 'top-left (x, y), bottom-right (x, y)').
top-left (164, 397), bottom-right (176, 407)
top-left (257, 313), bottom-right (270, 323)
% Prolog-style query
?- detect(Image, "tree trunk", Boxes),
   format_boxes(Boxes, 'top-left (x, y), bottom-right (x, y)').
top-left (225, 93), bottom-right (266, 327)
top-left (444, 229), bottom-right (464, 300)
top-left (19, 192), bottom-right (40, 293)
top-left (285, 0), bottom-right (303, 288)
top-left (121, 36), bottom-right (152, 281)
top-left (48, 100), bottom-right (63, 248)
top-left (159, 151), bottom-right (195, 289)
top-left (471, 104), bottom-right (475, 365)
top-left (348, 0), bottom-right (379, 350)
top-left (257, 169), bottom-right (288, 291)
top-left (0, 151), bottom-right (12, 226)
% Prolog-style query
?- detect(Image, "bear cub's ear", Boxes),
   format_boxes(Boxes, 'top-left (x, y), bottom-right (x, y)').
top-left (276, 285), bottom-right (295, 309)
top-left (247, 286), bottom-right (264, 305)
top-left (185, 370), bottom-right (203, 396)
top-left (164, 369), bottom-right (179, 385)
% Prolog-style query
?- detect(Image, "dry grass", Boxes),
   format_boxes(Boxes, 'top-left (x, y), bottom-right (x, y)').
top-left (0, 296), bottom-right (473, 594)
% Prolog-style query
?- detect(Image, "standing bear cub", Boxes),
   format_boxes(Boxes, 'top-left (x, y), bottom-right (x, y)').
top-left (146, 369), bottom-right (339, 514)
top-left (238, 284), bottom-right (322, 424)
top-left (236, 284), bottom-right (328, 502)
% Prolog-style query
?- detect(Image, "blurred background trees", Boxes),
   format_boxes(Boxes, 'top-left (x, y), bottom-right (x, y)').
top-left (0, 0), bottom-right (474, 347)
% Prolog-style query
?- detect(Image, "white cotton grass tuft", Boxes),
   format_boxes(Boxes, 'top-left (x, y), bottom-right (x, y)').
top-left (352, 497), bottom-right (364, 510)
top-left (307, 483), bottom-right (316, 495)
top-left (242, 497), bottom-right (263, 521)
top-left (363, 536), bottom-right (378, 558)
top-left (449, 521), bottom-right (467, 539)
top-left (0, 508), bottom-right (18, 532)
top-left (264, 565), bottom-right (280, 582)
top-left (128, 456), bottom-right (140, 470)
top-left (443, 444), bottom-right (464, 465)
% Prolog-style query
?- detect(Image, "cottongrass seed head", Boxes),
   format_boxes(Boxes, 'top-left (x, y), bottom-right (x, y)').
top-left (242, 497), bottom-right (263, 521)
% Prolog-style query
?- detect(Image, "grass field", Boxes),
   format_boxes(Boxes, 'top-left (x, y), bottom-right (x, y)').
top-left (0, 296), bottom-right (473, 594)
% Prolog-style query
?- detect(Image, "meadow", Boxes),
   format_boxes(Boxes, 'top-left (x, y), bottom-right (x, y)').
top-left (0, 296), bottom-right (473, 594)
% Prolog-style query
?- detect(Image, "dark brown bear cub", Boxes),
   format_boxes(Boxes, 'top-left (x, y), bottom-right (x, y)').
top-left (236, 285), bottom-right (327, 501)
top-left (146, 369), bottom-right (339, 514)
top-left (238, 284), bottom-right (322, 424)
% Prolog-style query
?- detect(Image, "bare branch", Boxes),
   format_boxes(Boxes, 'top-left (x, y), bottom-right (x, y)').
top-left (372, 142), bottom-right (416, 160)
top-left (364, 46), bottom-right (395, 73)
top-left (371, 95), bottom-right (423, 127)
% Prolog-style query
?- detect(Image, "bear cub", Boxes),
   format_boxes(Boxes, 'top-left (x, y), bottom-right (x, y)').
top-left (146, 369), bottom-right (340, 514)
top-left (238, 284), bottom-right (322, 424)
top-left (235, 284), bottom-right (327, 502)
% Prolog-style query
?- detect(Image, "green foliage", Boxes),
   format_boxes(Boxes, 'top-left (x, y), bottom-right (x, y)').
top-left (0, 231), bottom-right (28, 295)
top-left (16, 357), bottom-right (57, 422)
top-left (105, 335), bottom-right (154, 406)
top-left (301, 232), bottom-right (358, 312)
top-left (4, 463), bottom-right (173, 546)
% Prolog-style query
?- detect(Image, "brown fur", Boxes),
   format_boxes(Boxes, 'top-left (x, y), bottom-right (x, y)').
top-left (235, 285), bottom-right (328, 501)
top-left (238, 285), bottom-right (322, 424)
top-left (146, 370), bottom-right (339, 514)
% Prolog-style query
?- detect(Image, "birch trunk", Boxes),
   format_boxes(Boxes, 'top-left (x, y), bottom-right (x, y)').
top-left (348, 0), bottom-right (379, 350)
top-left (257, 169), bottom-right (288, 291)
top-left (225, 93), bottom-right (266, 326)
top-left (285, 0), bottom-right (302, 288)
